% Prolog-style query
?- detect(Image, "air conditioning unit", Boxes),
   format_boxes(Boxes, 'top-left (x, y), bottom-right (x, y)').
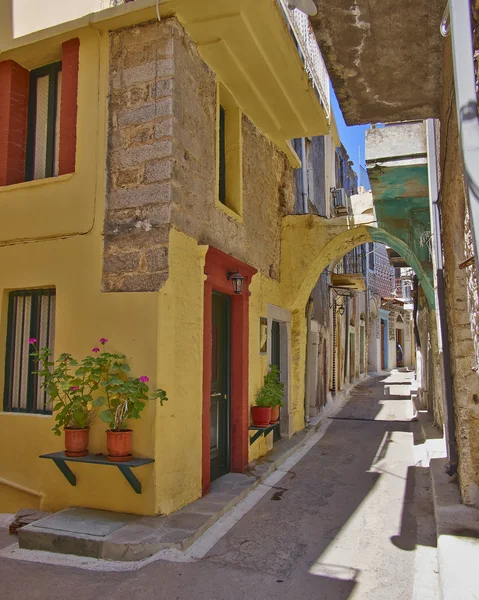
top-left (331, 188), bottom-right (349, 214)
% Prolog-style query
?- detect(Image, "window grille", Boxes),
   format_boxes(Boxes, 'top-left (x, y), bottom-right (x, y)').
top-left (3, 289), bottom-right (56, 414)
top-left (25, 63), bottom-right (62, 181)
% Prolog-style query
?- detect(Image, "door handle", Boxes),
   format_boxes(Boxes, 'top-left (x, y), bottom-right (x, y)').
top-left (211, 393), bottom-right (222, 397)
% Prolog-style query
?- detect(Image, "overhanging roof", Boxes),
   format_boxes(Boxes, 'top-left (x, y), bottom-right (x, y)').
top-left (172, 0), bottom-right (329, 162)
top-left (330, 273), bottom-right (366, 291)
top-left (387, 248), bottom-right (409, 269)
top-left (309, 0), bottom-right (447, 125)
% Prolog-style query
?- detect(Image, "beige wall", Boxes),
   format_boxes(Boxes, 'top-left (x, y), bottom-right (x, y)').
top-left (439, 38), bottom-right (479, 506)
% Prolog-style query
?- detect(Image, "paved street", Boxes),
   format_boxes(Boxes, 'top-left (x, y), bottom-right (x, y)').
top-left (0, 371), bottom-right (439, 599)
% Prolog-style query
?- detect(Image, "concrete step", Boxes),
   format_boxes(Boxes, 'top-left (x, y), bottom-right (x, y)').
top-left (18, 419), bottom-right (324, 562)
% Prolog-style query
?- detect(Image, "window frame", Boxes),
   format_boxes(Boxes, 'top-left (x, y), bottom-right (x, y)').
top-left (25, 62), bottom-right (62, 182)
top-left (3, 288), bottom-right (56, 415)
top-left (219, 105), bottom-right (227, 206)
top-left (216, 83), bottom-right (243, 218)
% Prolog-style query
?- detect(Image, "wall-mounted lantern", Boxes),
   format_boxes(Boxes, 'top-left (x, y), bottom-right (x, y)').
top-left (227, 270), bottom-right (244, 294)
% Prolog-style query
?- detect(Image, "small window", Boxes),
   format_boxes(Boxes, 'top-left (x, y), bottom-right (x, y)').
top-left (219, 105), bottom-right (226, 205)
top-left (216, 84), bottom-right (242, 216)
top-left (25, 63), bottom-right (62, 181)
top-left (3, 289), bottom-right (56, 414)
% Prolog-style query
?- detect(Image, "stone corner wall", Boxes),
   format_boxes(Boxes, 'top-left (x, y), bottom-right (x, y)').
top-left (103, 18), bottom-right (179, 292)
top-left (103, 16), bottom-right (294, 291)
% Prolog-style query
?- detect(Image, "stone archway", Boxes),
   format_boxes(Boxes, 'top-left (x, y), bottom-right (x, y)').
top-left (279, 213), bottom-right (433, 429)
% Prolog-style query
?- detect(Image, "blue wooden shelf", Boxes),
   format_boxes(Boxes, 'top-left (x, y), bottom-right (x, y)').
top-left (39, 452), bottom-right (154, 494)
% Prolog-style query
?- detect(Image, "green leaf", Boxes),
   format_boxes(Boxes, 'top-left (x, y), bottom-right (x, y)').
top-left (92, 397), bottom-right (105, 407)
top-left (53, 402), bottom-right (63, 411)
top-left (100, 410), bottom-right (114, 424)
top-left (73, 409), bottom-right (87, 428)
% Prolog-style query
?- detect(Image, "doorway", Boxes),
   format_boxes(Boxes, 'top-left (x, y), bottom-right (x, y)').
top-left (210, 292), bottom-right (231, 482)
top-left (349, 331), bottom-right (355, 383)
top-left (396, 328), bottom-right (404, 368)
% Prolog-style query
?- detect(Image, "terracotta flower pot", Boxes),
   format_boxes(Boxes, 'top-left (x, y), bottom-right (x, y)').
top-left (107, 429), bottom-right (133, 462)
top-left (251, 406), bottom-right (272, 428)
top-left (270, 405), bottom-right (280, 423)
top-left (64, 428), bottom-right (89, 457)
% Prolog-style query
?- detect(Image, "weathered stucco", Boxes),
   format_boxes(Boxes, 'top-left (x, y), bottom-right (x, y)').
top-left (439, 37), bottom-right (479, 506)
top-left (309, 0), bottom-right (447, 125)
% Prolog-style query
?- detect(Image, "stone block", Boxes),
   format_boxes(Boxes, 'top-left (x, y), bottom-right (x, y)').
top-left (129, 123), bottom-right (155, 145)
top-left (115, 21), bottom-right (173, 48)
top-left (152, 78), bottom-right (174, 99)
top-left (117, 103), bottom-right (157, 128)
top-left (144, 247), bottom-right (168, 272)
top-left (103, 251), bottom-right (141, 274)
top-left (112, 140), bottom-right (172, 169)
top-left (104, 226), bottom-right (171, 252)
top-left (104, 205), bottom-right (171, 237)
top-left (119, 271), bottom-right (169, 292)
top-left (155, 117), bottom-right (174, 139)
top-left (129, 83), bottom-right (151, 106)
top-left (108, 182), bottom-right (171, 209)
top-left (114, 166), bottom-right (142, 188)
top-left (123, 40), bottom-right (173, 69)
top-left (114, 58), bottom-right (175, 90)
top-left (144, 158), bottom-right (173, 183)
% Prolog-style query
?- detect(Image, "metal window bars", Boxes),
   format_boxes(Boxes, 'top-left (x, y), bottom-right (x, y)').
top-left (4, 289), bottom-right (56, 414)
top-left (278, 1), bottom-right (331, 118)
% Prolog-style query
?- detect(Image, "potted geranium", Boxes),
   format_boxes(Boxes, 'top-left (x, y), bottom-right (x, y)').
top-left (251, 365), bottom-right (284, 427)
top-left (92, 340), bottom-right (168, 462)
top-left (30, 339), bottom-right (101, 456)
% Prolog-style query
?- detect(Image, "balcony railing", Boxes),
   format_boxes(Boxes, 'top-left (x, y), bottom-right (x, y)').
top-left (278, 1), bottom-right (331, 118)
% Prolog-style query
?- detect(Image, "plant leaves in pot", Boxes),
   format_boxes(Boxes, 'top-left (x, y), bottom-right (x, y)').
top-left (252, 365), bottom-right (284, 428)
top-left (29, 340), bottom-right (100, 457)
top-left (95, 340), bottom-right (168, 462)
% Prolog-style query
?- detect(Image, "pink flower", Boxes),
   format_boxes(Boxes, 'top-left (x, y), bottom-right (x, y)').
top-left (70, 386), bottom-right (80, 391)
top-left (92, 347), bottom-right (100, 353)
top-left (99, 338), bottom-right (108, 345)
top-left (29, 338), bottom-right (37, 344)
top-left (139, 376), bottom-right (149, 383)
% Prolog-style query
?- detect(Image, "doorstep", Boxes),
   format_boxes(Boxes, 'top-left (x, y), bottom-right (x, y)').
top-left (18, 419), bottom-right (324, 562)
top-left (417, 409), bottom-right (479, 600)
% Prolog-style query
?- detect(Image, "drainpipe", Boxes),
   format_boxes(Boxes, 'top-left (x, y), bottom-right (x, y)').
top-left (301, 138), bottom-right (309, 214)
top-left (448, 0), bottom-right (479, 273)
top-left (426, 119), bottom-right (458, 476)
top-left (344, 300), bottom-right (350, 382)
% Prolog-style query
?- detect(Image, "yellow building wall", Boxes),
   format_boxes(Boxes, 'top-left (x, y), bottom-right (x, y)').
top-left (0, 27), bottom-right (164, 516)
top-left (0, 12), bottom-right (354, 517)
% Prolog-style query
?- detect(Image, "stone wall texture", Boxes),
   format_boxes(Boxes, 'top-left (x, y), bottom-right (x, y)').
top-left (439, 37), bottom-right (479, 506)
top-left (104, 18), bottom-right (294, 291)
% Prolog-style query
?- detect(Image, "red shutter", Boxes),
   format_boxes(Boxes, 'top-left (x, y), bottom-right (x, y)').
top-left (0, 60), bottom-right (29, 186)
top-left (58, 38), bottom-right (80, 176)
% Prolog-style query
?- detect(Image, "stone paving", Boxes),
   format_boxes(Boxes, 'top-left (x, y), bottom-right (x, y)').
top-left (0, 371), bottom-right (440, 599)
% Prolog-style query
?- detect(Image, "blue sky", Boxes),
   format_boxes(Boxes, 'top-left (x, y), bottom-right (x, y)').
top-left (331, 88), bottom-right (370, 189)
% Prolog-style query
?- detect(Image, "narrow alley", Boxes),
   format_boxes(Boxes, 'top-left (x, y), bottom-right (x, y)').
top-left (0, 371), bottom-right (440, 599)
